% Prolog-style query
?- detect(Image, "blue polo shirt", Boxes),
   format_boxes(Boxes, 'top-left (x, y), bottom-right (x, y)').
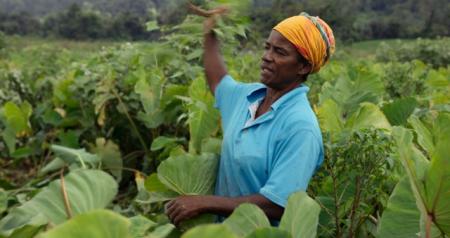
top-left (214, 75), bottom-right (323, 207)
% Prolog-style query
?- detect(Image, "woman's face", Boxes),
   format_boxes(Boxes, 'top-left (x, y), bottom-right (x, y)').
top-left (260, 30), bottom-right (309, 90)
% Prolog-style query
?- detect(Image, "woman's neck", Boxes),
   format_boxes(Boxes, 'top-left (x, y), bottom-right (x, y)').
top-left (255, 81), bottom-right (302, 118)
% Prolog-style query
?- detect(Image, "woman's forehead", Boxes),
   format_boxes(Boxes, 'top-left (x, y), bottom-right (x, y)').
top-left (266, 30), bottom-right (297, 51)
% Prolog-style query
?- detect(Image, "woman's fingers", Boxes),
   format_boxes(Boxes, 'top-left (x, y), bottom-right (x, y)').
top-left (187, 2), bottom-right (229, 18)
top-left (173, 210), bottom-right (191, 227)
top-left (203, 16), bottom-right (217, 34)
top-left (166, 201), bottom-right (183, 223)
top-left (165, 196), bottom-right (205, 227)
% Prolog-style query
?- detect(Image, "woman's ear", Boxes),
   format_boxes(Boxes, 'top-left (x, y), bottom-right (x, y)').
top-left (298, 63), bottom-right (311, 76)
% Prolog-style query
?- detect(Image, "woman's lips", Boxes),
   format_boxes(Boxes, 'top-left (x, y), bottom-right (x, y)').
top-left (261, 65), bottom-right (274, 78)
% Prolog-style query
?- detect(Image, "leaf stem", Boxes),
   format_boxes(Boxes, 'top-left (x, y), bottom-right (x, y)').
top-left (60, 168), bottom-right (73, 219)
top-left (111, 88), bottom-right (150, 158)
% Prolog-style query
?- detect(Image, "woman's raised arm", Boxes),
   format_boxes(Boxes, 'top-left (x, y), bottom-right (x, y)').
top-left (203, 29), bottom-right (227, 95)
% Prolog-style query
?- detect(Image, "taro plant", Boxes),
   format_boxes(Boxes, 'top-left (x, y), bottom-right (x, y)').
top-left (377, 112), bottom-right (450, 238)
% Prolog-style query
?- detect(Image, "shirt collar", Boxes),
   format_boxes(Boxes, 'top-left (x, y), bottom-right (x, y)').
top-left (246, 83), bottom-right (310, 111)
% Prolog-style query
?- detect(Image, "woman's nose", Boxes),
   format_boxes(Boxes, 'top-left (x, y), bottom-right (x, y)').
top-left (262, 49), bottom-right (273, 62)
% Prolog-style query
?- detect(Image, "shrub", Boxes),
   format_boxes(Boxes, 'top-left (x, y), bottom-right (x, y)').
top-left (376, 38), bottom-right (450, 68)
top-left (0, 31), bottom-right (5, 50)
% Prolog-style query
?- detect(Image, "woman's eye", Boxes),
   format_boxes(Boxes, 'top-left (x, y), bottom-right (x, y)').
top-left (276, 49), bottom-right (286, 55)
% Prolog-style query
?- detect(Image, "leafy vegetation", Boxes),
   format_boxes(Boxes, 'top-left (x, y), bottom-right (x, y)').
top-left (0, 0), bottom-right (449, 237)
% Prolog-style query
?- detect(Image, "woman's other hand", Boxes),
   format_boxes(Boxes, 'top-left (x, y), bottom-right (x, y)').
top-left (165, 195), bottom-right (209, 227)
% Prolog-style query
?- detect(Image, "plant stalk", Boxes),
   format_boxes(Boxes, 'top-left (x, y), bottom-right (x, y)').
top-left (60, 168), bottom-right (73, 219)
top-left (111, 88), bottom-right (150, 158)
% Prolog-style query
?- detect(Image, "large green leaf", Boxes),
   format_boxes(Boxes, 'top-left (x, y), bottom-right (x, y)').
top-left (392, 127), bottom-right (429, 213)
top-left (0, 101), bottom-right (33, 153)
top-left (129, 215), bottom-right (157, 238)
top-left (157, 153), bottom-right (218, 195)
top-left (392, 123), bottom-right (450, 236)
top-left (93, 138), bottom-right (123, 181)
top-left (0, 170), bottom-right (118, 236)
top-left (156, 153), bottom-right (219, 229)
top-left (201, 137), bottom-right (222, 154)
top-left (181, 224), bottom-right (237, 238)
top-left (245, 227), bottom-right (292, 238)
top-left (2, 225), bottom-right (43, 238)
top-left (408, 116), bottom-right (434, 156)
top-left (53, 77), bottom-right (79, 108)
top-left (134, 67), bottom-right (166, 129)
top-left (381, 97), bottom-right (417, 126)
top-left (318, 67), bottom-right (384, 116)
top-left (37, 210), bottom-right (130, 238)
top-left (50, 145), bottom-right (100, 168)
top-left (345, 102), bottom-right (391, 131)
top-left (1, 101), bottom-right (32, 137)
top-left (223, 204), bottom-right (270, 237)
top-left (144, 173), bottom-right (171, 193)
top-left (187, 77), bottom-right (220, 153)
top-left (151, 136), bottom-right (184, 151)
top-left (0, 189), bottom-right (6, 214)
top-left (376, 177), bottom-right (420, 238)
top-left (279, 191), bottom-right (321, 238)
top-left (423, 117), bottom-right (450, 235)
top-left (147, 223), bottom-right (176, 238)
top-left (317, 99), bottom-right (343, 136)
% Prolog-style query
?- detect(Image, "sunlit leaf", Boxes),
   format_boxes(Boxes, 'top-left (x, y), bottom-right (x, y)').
top-left (50, 145), bottom-right (100, 168)
top-left (223, 204), bottom-right (270, 237)
top-left (0, 170), bottom-right (118, 236)
top-left (148, 223), bottom-right (176, 238)
top-left (317, 99), bottom-right (343, 136)
top-left (129, 215), bottom-right (157, 238)
top-left (37, 210), bottom-right (130, 238)
top-left (279, 191), bottom-right (320, 238)
top-left (134, 67), bottom-right (166, 129)
top-left (377, 177), bottom-right (420, 238)
top-left (93, 138), bottom-right (123, 181)
top-left (201, 137), bottom-right (222, 154)
top-left (246, 227), bottom-right (292, 238)
top-left (181, 224), bottom-right (237, 238)
top-left (0, 189), bottom-right (7, 214)
top-left (408, 116), bottom-right (434, 156)
top-left (187, 78), bottom-right (220, 153)
top-left (1, 101), bottom-right (32, 137)
top-left (423, 116), bottom-right (450, 235)
top-left (157, 153), bottom-right (218, 195)
top-left (345, 102), bottom-right (391, 131)
top-left (144, 173), bottom-right (171, 193)
top-left (381, 97), bottom-right (417, 126)
top-left (151, 136), bottom-right (184, 151)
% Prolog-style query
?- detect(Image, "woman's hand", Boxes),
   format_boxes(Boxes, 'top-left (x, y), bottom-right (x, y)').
top-left (165, 195), bottom-right (209, 227)
top-left (187, 2), bottom-right (229, 18)
top-left (187, 1), bottom-right (229, 34)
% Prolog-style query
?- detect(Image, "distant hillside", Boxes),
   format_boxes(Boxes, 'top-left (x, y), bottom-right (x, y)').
top-left (0, 0), bottom-right (448, 41)
top-left (0, 0), bottom-right (182, 17)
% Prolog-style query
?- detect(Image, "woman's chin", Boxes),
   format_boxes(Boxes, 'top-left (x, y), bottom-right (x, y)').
top-left (260, 74), bottom-right (272, 85)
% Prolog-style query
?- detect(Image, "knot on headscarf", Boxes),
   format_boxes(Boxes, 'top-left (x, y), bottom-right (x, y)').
top-left (273, 13), bottom-right (335, 74)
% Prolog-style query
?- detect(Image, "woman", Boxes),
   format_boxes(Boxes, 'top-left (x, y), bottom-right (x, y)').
top-left (166, 10), bottom-right (335, 226)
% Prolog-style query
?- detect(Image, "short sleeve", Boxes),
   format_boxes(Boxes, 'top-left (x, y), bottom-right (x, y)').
top-left (259, 129), bottom-right (321, 207)
top-left (214, 75), bottom-right (248, 127)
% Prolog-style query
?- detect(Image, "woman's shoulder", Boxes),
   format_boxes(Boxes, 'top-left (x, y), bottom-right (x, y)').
top-left (277, 105), bottom-right (321, 135)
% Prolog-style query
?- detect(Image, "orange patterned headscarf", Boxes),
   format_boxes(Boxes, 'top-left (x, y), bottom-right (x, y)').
top-left (273, 13), bottom-right (335, 73)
